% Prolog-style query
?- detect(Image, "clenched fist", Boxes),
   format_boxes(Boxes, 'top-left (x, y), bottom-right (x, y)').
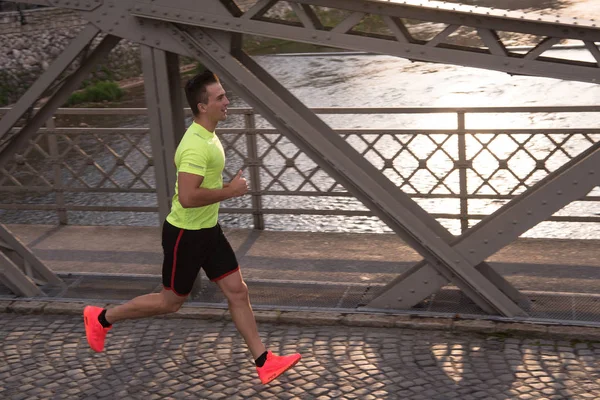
top-left (228, 169), bottom-right (248, 197)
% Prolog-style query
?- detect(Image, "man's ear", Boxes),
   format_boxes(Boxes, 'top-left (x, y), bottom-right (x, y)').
top-left (197, 102), bottom-right (206, 113)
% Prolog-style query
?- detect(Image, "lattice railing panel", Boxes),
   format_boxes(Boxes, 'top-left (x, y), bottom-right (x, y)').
top-left (1, 107), bottom-right (598, 230)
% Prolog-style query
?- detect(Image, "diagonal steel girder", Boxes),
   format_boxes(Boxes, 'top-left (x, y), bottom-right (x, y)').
top-left (369, 141), bottom-right (600, 309)
top-left (0, 224), bottom-right (65, 296)
top-left (0, 28), bottom-right (121, 169)
top-left (128, 0), bottom-right (600, 84)
top-left (164, 24), bottom-right (527, 317)
top-left (0, 24), bottom-right (100, 144)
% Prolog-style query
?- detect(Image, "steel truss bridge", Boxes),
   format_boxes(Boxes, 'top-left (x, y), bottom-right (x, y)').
top-left (0, 0), bottom-right (598, 322)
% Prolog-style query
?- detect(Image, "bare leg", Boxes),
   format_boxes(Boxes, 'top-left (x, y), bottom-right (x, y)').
top-left (217, 270), bottom-right (266, 359)
top-left (105, 288), bottom-right (186, 324)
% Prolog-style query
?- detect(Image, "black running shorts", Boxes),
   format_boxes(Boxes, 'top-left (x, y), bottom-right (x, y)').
top-left (161, 220), bottom-right (239, 296)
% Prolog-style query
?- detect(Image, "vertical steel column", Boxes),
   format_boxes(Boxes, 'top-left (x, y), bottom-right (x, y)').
top-left (244, 112), bottom-right (264, 230)
top-left (457, 111), bottom-right (469, 233)
top-left (141, 47), bottom-right (184, 223)
top-left (46, 117), bottom-right (68, 225)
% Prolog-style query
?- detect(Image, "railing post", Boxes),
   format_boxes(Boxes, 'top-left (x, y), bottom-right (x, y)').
top-left (46, 117), bottom-right (68, 224)
top-left (457, 111), bottom-right (469, 233)
top-left (244, 111), bottom-right (264, 230)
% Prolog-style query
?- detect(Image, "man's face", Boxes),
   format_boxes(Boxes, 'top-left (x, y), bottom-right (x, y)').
top-left (200, 82), bottom-right (229, 122)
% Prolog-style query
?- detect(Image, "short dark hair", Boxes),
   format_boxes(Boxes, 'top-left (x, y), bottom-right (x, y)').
top-left (185, 69), bottom-right (220, 116)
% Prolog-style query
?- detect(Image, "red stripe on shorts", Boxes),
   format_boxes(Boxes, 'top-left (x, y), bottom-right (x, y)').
top-left (170, 229), bottom-right (185, 290)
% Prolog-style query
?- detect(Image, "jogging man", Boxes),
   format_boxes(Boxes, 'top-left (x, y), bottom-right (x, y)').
top-left (83, 69), bottom-right (301, 385)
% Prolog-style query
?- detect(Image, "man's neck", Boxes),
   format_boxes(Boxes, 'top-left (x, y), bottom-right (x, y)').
top-left (194, 117), bottom-right (217, 133)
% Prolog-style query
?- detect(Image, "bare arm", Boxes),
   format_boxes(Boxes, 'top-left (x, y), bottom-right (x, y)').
top-left (178, 170), bottom-right (247, 208)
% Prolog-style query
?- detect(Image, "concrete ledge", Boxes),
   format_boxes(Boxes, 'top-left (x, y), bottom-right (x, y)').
top-left (453, 319), bottom-right (496, 333)
top-left (547, 325), bottom-right (600, 341)
top-left (9, 301), bottom-right (47, 314)
top-left (0, 300), bottom-right (14, 313)
top-left (281, 311), bottom-right (342, 325)
top-left (495, 322), bottom-right (549, 336)
top-left (2, 299), bottom-right (600, 341)
top-left (253, 310), bottom-right (281, 323)
top-left (43, 301), bottom-right (85, 315)
top-left (169, 307), bottom-right (226, 320)
top-left (402, 317), bottom-right (453, 330)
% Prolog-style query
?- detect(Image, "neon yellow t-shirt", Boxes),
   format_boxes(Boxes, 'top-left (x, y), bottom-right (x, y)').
top-left (166, 122), bottom-right (225, 230)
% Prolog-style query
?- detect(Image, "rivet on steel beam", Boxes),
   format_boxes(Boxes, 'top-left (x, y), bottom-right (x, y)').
top-left (141, 35), bottom-right (146, 41)
top-left (483, 239), bottom-right (488, 244)
top-left (589, 170), bottom-right (595, 174)
top-left (455, 260), bottom-right (460, 264)
top-left (498, 230), bottom-right (503, 235)
top-left (155, 40), bottom-right (161, 45)
top-left (410, 290), bottom-right (415, 293)
top-left (512, 220), bottom-right (518, 225)
top-left (573, 181), bottom-right (579, 185)
top-left (527, 210), bottom-right (532, 215)
top-left (423, 281), bottom-right (428, 284)
top-left (542, 200), bottom-right (547, 205)
top-left (469, 249), bottom-right (475, 253)
top-left (557, 190), bottom-right (563, 195)
top-left (397, 297), bottom-right (403, 302)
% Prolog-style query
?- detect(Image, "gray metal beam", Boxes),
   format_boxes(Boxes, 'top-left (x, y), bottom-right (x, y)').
top-left (0, 33), bottom-right (120, 170)
top-left (0, 24), bottom-right (100, 144)
top-left (0, 224), bottom-right (64, 287)
top-left (369, 141), bottom-right (600, 309)
top-left (130, 2), bottom-right (600, 84)
top-left (0, 252), bottom-right (43, 297)
top-left (141, 47), bottom-right (184, 223)
top-left (12, 1), bottom-right (598, 84)
top-left (170, 24), bottom-right (527, 317)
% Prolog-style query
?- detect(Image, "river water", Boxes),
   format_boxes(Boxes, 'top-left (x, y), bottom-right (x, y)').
top-left (1, 0), bottom-right (599, 239)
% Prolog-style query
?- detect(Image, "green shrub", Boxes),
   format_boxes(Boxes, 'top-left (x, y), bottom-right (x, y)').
top-left (66, 81), bottom-right (123, 106)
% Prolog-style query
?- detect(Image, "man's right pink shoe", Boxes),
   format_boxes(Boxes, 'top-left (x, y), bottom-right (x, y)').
top-left (83, 306), bottom-right (111, 352)
top-left (256, 351), bottom-right (301, 384)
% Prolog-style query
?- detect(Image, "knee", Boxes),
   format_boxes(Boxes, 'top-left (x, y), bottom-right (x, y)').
top-left (224, 282), bottom-right (249, 304)
top-left (161, 297), bottom-right (185, 314)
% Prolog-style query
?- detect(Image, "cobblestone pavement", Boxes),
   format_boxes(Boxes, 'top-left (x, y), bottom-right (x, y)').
top-left (1, 314), bottom-right (600, 400)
